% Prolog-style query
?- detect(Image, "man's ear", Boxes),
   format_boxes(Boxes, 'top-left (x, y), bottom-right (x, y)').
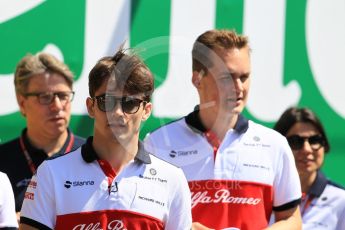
top-left (86, 97), bottom-right (95, 118)
top-left (141, 102), bottom-right (152, 121)
top-left (192, 70), bottom-right (204, 88)
top-left (16, 93), bottom-right (26, 117)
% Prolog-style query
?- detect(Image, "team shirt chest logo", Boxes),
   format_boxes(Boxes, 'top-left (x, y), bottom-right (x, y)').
top-left (191, 188), bottom-right (261, 208)
top-left (64, 180), bottom-right (95, 188)
top-left (72, 219), bottom-right (126, 230)
top-left (169, 149), bottom-right (198, 158)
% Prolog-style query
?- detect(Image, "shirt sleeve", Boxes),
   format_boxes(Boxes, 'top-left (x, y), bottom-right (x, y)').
top-left (337, 201), bottom-right (345, 230)
top-left (0, 172), bottom-right (18, 228)
top-left (20, 161), bottom-right (56, 229)
top-left (165, 168), bottom-right (192, 230)
top-left (273, 138), bottom-right (302, 211)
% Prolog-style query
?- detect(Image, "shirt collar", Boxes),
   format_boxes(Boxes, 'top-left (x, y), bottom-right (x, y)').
top-left (309, 171), bottom-right (328, 197)
top-left (185, 106), bottom-right (249, 134)
top-left (81, 137), bottom-right (151, 164)
top-left (21, 128), bottom-right (72, 156)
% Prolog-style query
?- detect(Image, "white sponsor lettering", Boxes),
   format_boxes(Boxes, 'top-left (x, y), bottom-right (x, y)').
top-left (72, 223), bottom-right (101, 230)
top-left (108, 220), bottom-right (127, 230)
top-left (72, 220), bottom-right (126, 230)
top-left (191, 189), bottom-right (261, 208)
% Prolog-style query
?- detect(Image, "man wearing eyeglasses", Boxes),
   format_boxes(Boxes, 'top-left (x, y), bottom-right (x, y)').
top-left (19, 49), bottom-right (192, 230)
top-left (144, 29), bottom-right (302, 229)
top-left (0, 52), bottom-right (85, 221)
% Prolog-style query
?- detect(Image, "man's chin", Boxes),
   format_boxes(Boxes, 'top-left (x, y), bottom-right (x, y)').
top-left (47, 121), bottom-right (68, 131)
top-left (233, 108), bottom-right (243, 115)
top-left (111, 133), bottom-right (130, 144)
top-left (47, 129), bottom-right (67, 139)
top-left (222, 106), bottom-right (242, 115)
top-left (231, 104), bottom-right (244, 114)
top-left (46, 121), bottom-right (67, 130)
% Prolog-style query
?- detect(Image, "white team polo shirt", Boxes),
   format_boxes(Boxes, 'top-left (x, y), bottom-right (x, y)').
top-left (144, 111), bottom-right (301, 230)
top-left (0, 172), bottom-right (18, 229)
top-left (301, 171), bottom-right (345, 229)
top-left (20, 137), bottom-right (192, 230)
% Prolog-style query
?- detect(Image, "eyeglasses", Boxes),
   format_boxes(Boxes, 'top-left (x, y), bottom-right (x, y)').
top-left (93, 94), bottom-right (146, 114)
top-left (286, 134), bottom-right (325, 151)
top-left (23, 91), bottom-right (75, 105)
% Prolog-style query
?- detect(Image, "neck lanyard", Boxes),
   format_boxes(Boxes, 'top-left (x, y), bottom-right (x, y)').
top-left (19, 133), bottom-right (75, 174)
top-left (301, 193), bottom-right (314, 216)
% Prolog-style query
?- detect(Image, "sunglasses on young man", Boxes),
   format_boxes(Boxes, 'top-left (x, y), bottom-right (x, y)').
top-left (93, 94), bottom-right (146, 114)
top-left (23, 91), bottom-right (75, 105)
top-left (286, 134), bottom-right (325, 151)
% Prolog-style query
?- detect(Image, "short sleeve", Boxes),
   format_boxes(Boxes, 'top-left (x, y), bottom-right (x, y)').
top-left (0, 172), bottom-right (18, 228)
top-left (165, 168), bottom-right (192, 230)
top-left (336, 200), bottom-right (345, 230)
top-left (273, 139), bottom-right (301, 210)
top-left (20, 161), bottom-right (56, 229)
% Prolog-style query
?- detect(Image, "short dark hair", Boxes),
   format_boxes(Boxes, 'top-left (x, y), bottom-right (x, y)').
top-left (192, 29), bottom-right (249, 74)
top-left (15, 53), bottom-right (74, 94)
top-left (274, 107), bottom-right (330, 152)
top-left (88, 48), bottom-right (154, 102)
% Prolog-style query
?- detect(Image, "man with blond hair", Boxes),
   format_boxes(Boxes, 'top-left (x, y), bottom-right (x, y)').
top-left (0, 52), bottom-right (84, 220)
top-left (145, 29), bottom-right (302, 230)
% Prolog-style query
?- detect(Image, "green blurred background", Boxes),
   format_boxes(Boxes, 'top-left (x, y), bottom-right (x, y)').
top-left (1, 0), bottom-right (344, 185)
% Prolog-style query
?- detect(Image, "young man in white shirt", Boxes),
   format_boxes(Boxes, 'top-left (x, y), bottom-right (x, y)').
top-left (20, 49), bottom-right (192, 230)
top-left (145, 29), bottom-right (302, 230)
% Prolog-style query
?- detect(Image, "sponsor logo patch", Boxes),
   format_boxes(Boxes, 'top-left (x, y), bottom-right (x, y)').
top-left (24, 192), bottom-right (34, 200)
top-left (138, 195), bottom-right (165, 207)
top-left (191, 189), bottom-right (261, 208)
top-left (64, 180), bottom-right (95, 189)
top-left (139, 174), bottom-right (168, 183)
top-left (169, 149), bottom-right (198, 158)
top-left (28, 180), bottom-right (37, 189)
top-left (149, 168), bottom-right (157, 175)
top-left (64, 181), bottom-right (72, 188)
top-left (72, 219), bottom-right (126, 230)
top-left (243, 163), bottom-right (270, 171)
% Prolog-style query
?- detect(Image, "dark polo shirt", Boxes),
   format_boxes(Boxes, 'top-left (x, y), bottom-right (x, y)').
top-left (0, 128), bottom-right (85, 212)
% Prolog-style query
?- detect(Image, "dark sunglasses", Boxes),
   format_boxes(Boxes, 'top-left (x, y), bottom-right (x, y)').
top-left (93, 94), bottom-right (146, 114)
top-left (286, 134), bottom-right (325, 151)
top-left (23, 91), bottom-right (75, 105)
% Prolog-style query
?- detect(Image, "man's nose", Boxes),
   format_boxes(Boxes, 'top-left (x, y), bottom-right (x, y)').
top-left (234, 78), bottom-right (243, 92)
top-left (49, 95), bottom-right (64, 110)
top-left (112, 101), bottom-right (124, 115)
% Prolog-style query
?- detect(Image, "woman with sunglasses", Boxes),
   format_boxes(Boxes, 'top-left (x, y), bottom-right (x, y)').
top-left (274, 107), bottom-right (345, 229)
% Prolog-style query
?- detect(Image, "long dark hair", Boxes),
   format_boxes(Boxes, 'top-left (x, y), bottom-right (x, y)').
top-left (274, 107), bottom-right (330, 152)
